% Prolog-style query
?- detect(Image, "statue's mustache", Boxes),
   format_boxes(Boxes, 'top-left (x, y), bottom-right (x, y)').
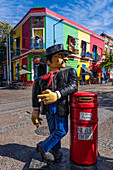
top-left (61, 59), bottom-right (66, 65)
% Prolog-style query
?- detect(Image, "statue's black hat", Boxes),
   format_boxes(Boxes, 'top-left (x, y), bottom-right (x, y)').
top-left (41, 44), bottom-right (72, 64)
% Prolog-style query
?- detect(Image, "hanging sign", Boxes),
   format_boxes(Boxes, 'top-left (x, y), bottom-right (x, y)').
top-left (34, 56), bottom-right (40, 64)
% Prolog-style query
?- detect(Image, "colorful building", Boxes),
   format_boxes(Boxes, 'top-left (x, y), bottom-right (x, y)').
top-left (2, 7), bottom-right (104, 85)
top-left (101, 33), bottom-right (113, 80)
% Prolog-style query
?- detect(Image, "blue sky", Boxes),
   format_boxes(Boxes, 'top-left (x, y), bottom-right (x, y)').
top-left (1, 0), bottom-right (113, 37)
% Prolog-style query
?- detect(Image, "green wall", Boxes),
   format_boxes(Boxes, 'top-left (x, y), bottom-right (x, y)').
top-left (27, 53), bottom-right (45, 81)
top-left (66, 59), bottom-right (78, 72)
top-left (63, 24), bottom-right (78, 50)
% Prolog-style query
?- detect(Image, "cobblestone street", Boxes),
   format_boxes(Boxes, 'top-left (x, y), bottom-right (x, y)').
top-left (0, 83), bottom-right (113, 170)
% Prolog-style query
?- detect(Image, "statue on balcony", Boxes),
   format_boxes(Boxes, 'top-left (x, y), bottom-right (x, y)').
top-left (31, 44), bottom-right (78, 163)
top-left (31, 35), bottom-right (43, 49)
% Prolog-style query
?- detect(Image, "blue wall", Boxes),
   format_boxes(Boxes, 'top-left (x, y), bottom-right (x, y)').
top-left (46, 16), bottom-right (63, 48)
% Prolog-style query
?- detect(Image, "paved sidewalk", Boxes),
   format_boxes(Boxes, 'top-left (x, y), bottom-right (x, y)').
top-left (0, 83), bottom-right (113, 170)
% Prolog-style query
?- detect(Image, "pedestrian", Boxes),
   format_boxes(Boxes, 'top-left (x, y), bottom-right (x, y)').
top-left (31, 44), bottom-right (78, 163)
top-left (105, 75), bottom-right (108, 85)
top-left (101, 76), bottom-right (103, 84)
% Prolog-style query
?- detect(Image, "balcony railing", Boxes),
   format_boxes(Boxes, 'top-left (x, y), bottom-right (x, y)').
top-left (81, 52), bottom-right (93, 58)
top-left (96, 54), bottom-right (101, 61)
top-left (11, 50), bottom-right (20, 57)
top-left (31, 43), bottom-right (45, 50)
top-left (93, 54), bottom-right (101, 61)
top-left (73, 49), bottom-right (79, 55)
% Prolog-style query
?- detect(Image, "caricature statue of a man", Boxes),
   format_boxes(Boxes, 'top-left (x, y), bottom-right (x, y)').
top-left (32, 44), bottom-right (78, 163)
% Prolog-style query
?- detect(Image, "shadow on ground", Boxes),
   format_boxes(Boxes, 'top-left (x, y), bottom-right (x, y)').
top-left (0, 144), bottom-right (112, 170)
top-left (0, 143), bottom-right (35, 170)
top-left (29, 147), bottom-right (111, 170)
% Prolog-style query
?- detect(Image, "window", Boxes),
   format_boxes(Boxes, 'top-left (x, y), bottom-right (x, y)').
top-left (32, 16), bottom-right (44, 28)
top-left (93, 45), bottom-right (97, 60)
top-left (16, 37), bottom-right (20, 55)
top-left (81, 41), bottom-right (86, 56)
top-left (32, 29), bottom-right (44, 49)
top-left (68, 35), bottom-right (79, 54)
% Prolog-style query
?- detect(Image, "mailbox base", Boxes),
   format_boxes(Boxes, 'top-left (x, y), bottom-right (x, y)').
top-left (70, 119), bottom-right (98, 165)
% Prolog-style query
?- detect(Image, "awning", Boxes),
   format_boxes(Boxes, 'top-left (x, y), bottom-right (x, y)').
top-left (81, 67), bottom-right (93, 76)
top-left (13, 69), bottom-right (32, 77)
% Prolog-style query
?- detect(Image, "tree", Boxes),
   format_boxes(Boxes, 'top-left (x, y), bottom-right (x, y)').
top-left (99, 51), bottom-right (113, 71)
top-left (0, 21), bottom-right (13, 67)
top-left (0, 21), bottom-right (13, 41)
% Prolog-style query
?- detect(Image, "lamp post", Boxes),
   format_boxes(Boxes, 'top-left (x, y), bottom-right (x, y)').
top-left (3, 23), bottom-right (12, 83)
top-left (8, 32), bottom-right (12, 82)
top-left (53, 19), bottom-right (63, 45)
top-left (6, 35), bottom-right (9, 85)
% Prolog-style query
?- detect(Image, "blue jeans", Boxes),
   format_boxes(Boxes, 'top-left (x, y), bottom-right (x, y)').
top-left (40, 102), bottom-right (68, 152)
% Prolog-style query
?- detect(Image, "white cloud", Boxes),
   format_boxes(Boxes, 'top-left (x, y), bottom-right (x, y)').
top-left (0, 0), bottom-right (34, 26)
top-left (50, 0), bottom-right (113, 36)
top-left (1, 0), bottom-right (113, 37)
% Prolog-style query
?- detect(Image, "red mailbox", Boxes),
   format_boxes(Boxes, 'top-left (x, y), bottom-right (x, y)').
top-left (70, 92), bottom-right (98, 165)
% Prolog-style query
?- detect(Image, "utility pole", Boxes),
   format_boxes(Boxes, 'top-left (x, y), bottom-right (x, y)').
top-left (9, 33), bottom-right (12, 82)
top-left (2, 22), bottom-right (12, 84)
top-left (6, 35), bottom-right (9, 85)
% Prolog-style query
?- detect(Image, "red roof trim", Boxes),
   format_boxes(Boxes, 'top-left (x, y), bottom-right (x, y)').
top-left (13, 7), bottom-right (103, 39)
top-left (13, 7), bottom-right (46, 30)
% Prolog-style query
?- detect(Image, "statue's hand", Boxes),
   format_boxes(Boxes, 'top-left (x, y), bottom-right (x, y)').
top-left (31, 110), bottom-right (42, 128)
top-left (37, 89), bottom-right (58, 105)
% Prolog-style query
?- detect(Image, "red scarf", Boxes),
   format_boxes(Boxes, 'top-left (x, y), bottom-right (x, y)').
top-left (41, 70), bottom-right (59, 87)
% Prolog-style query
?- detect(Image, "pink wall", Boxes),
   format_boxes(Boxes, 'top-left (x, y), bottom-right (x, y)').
top-left (22, 18), bottom-right (31, 53)
top-left (90, 35), bottom-right (104, 59)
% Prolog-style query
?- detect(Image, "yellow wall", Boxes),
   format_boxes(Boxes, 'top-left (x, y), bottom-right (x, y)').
top-left (13, 26), bottom-right (22, 55)
top-left (78, 60), bottom-right (90, 82)
top-left (13, 59), bottom-right (22, 80)
top-left (78, 30), bottom-right (90, 56)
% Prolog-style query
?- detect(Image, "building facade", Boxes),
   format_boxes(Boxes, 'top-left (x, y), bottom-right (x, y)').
top-left (2, 7), bottom-right (104, 85)
top-left (101, 33), bottom-right (113, 79)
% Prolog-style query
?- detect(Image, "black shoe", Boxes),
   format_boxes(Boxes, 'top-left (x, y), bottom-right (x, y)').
top-left (37, 143), bottom-right (55, 163)
top-left (49, 149), bottom-right (63, 162)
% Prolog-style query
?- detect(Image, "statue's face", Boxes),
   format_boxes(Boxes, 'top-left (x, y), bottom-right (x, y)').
top-left (48, 52), bottom-right (68, 70)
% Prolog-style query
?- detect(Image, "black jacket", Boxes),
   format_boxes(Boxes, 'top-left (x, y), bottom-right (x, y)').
top-left (32, 66), bottom-right (78, 116)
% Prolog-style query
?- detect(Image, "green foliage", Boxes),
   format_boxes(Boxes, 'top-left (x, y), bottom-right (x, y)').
top-left (0, 21), bottom-right (13, 42)
top-left (99, 51), bottom-right (113, 70)
top-left (0, 21), bottom-right (13, 65)
top-left (32, 4), bottom-right (44, 8)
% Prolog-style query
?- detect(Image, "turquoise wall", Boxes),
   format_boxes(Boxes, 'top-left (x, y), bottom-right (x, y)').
top-left (46, 16), bottom-right (63, 48)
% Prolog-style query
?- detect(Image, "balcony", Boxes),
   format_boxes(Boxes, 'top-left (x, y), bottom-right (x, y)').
top-left (73, 49), bottom-right (79, 55)
top-left (81, 52), bottom-right (93, 58)
top-left (93, 54), bottom-right (101, 61)
top-left (11, 50), bottom-right (20, 57)
top-left (31, 43), bottom-right (45, 50)
top-left (96, 54), bottom-right (101, 61)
